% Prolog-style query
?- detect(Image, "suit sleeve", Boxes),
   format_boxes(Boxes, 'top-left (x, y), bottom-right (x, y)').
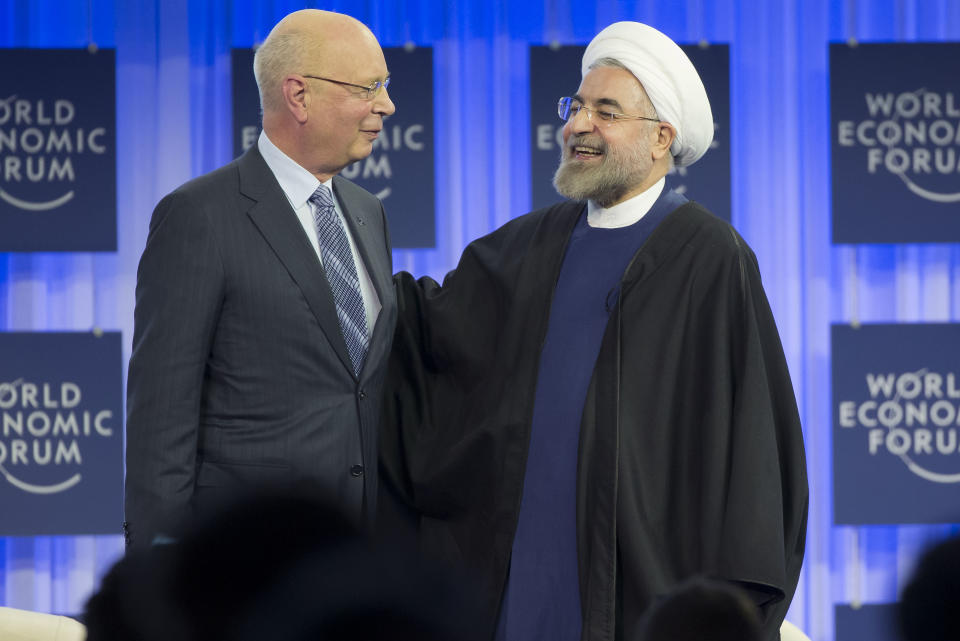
top-left (124, 191), bottom-right (225, 547)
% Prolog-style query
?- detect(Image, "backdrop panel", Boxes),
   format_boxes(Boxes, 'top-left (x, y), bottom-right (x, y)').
top-left (0, 49), bottom-right (116, 252)
top-left (834, 604), bottom-right (899, 641)
top-left (0, 332), bottom-right (123, 535)
top-left (831, 42), bottom-right (960, 244)
top-left (833, 323), bottom-right (960, 525)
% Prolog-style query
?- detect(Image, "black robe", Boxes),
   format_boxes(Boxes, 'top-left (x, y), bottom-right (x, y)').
top-left (380, 199), bottom-right (808, 641)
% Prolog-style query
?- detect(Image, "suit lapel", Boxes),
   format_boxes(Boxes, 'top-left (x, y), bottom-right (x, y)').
top-left (238, 148), bottom-right (356, 377)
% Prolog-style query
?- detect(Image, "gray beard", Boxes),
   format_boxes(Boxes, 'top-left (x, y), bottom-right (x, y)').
top-left (552, 135), bottom-right (650, 208)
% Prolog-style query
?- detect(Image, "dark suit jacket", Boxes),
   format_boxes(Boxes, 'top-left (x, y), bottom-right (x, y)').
top-left (124, 146), bottom-right (396, 546)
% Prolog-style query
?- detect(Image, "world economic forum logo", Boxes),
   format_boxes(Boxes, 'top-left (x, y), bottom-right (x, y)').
top-left (0, 378), bottom-right (114, 495)
top-left (0, 94), bottom-right (109, 212)
top-left (836, 89), bottom-right (960, 204)
top-left (838, 368), bottom-right (960, 483)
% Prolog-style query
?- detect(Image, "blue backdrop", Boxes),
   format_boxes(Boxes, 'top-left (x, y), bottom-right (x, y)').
top-left (1, 1), bottom-right (959, 639)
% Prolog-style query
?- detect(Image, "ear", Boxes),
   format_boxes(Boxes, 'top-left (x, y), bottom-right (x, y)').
top-left (281, 75), bottom-right (310, 125)
top-left (650, 122), bottom-right (676, 160)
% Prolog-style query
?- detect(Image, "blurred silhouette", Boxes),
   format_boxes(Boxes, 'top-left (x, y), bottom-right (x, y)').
top-left (899, 534), bottom-right (960, 641)
top-left (83, 544), bottom-right (184, 641)
top-left (85, 482), bottom-right (481, 641)
top-left (637, 577), bottom-right (764, 641)
top-left (234, 540), bottom-right (478, 641)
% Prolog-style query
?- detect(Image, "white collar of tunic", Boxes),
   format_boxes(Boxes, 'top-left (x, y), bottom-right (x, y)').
top-left (586, 176), bottom-right (666, 229)
top-left (257, 130), bottom-right (332, 209)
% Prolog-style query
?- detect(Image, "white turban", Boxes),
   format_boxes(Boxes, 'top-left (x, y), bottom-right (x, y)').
top-left (582, 21), bottom-right (714, 167)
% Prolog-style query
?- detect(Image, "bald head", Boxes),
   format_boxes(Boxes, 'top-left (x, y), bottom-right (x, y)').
top-left (254, 10), bottom-right (379, 115)
top-left (250, 9), bottom-right (394, 181)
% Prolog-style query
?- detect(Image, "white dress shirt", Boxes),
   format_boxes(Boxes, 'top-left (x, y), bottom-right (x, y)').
top-left (587, 176), bottom-right (666, 229)
top-left (258, 130), bottom-right (381, 335)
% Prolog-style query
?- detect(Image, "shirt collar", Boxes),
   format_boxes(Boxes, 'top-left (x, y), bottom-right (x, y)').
top-left (586, 176), bottom-right (666, 229)
top-left (257, 130), bottom-right (332, 207)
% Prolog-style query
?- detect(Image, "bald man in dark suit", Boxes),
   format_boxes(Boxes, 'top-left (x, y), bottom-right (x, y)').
top-left (124, 9), bottom-right (396, 546)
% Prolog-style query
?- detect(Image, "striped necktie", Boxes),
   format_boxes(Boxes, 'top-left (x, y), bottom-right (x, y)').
top-left (309, 183), bottom-right (368, 376)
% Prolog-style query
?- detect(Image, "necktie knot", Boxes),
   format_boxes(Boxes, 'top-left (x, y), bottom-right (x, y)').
top-left (309, 183), bottom-right (336, 212)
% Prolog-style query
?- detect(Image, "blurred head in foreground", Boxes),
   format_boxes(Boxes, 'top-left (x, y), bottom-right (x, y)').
top-left (87, 483), bottom-right (479, 641)
top-left (637, 577), bottom-right (763, 641)
top-left (899, 534), bottom-right (960, 641)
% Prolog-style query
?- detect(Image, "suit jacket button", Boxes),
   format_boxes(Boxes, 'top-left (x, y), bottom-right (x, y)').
top-left (358, 390), bottom-right (367, 400)
top-left (350, 464), bottom-right (364, 477)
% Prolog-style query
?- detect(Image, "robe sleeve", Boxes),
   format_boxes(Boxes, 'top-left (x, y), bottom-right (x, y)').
top-left (379, 222), bottom-right (529, 522)
top-left (608, 210), bottom-right (808, 641)
top-left (721, 235), bottom-right (808, 635)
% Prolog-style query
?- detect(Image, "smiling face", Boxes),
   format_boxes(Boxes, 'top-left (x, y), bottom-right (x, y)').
top-left (300, 27), bottom-right (395, 178)
top-left (552, 65), bottom-right (670, 208)
top-left (259, 10), bottom-right (396, 181)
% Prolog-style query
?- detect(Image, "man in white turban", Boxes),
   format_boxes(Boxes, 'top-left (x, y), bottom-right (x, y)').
top-left (382, 21), bottom-right (808, 641)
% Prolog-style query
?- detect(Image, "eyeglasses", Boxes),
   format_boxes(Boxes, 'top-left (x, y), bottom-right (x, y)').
top-left (302, 74), bottom-right (391, 100)
top-left (557, 97), bottom-right (660, 126)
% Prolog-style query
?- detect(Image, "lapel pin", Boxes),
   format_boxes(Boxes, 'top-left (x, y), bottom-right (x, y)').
top-left (356, 217), bottom-right (365, 226)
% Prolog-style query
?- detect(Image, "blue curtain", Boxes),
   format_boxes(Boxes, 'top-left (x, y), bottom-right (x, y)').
top-left (1, 1), bottom-right (958, 638)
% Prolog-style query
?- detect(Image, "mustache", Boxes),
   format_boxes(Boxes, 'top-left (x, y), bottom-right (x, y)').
top-left (565, 134), bottom-right (607, 156)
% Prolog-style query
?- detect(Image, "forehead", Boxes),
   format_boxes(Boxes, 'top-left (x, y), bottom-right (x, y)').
top-left (575, 66), bottom-right (647, 107)
top-left (313, 31), bottom-right (388, 81)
